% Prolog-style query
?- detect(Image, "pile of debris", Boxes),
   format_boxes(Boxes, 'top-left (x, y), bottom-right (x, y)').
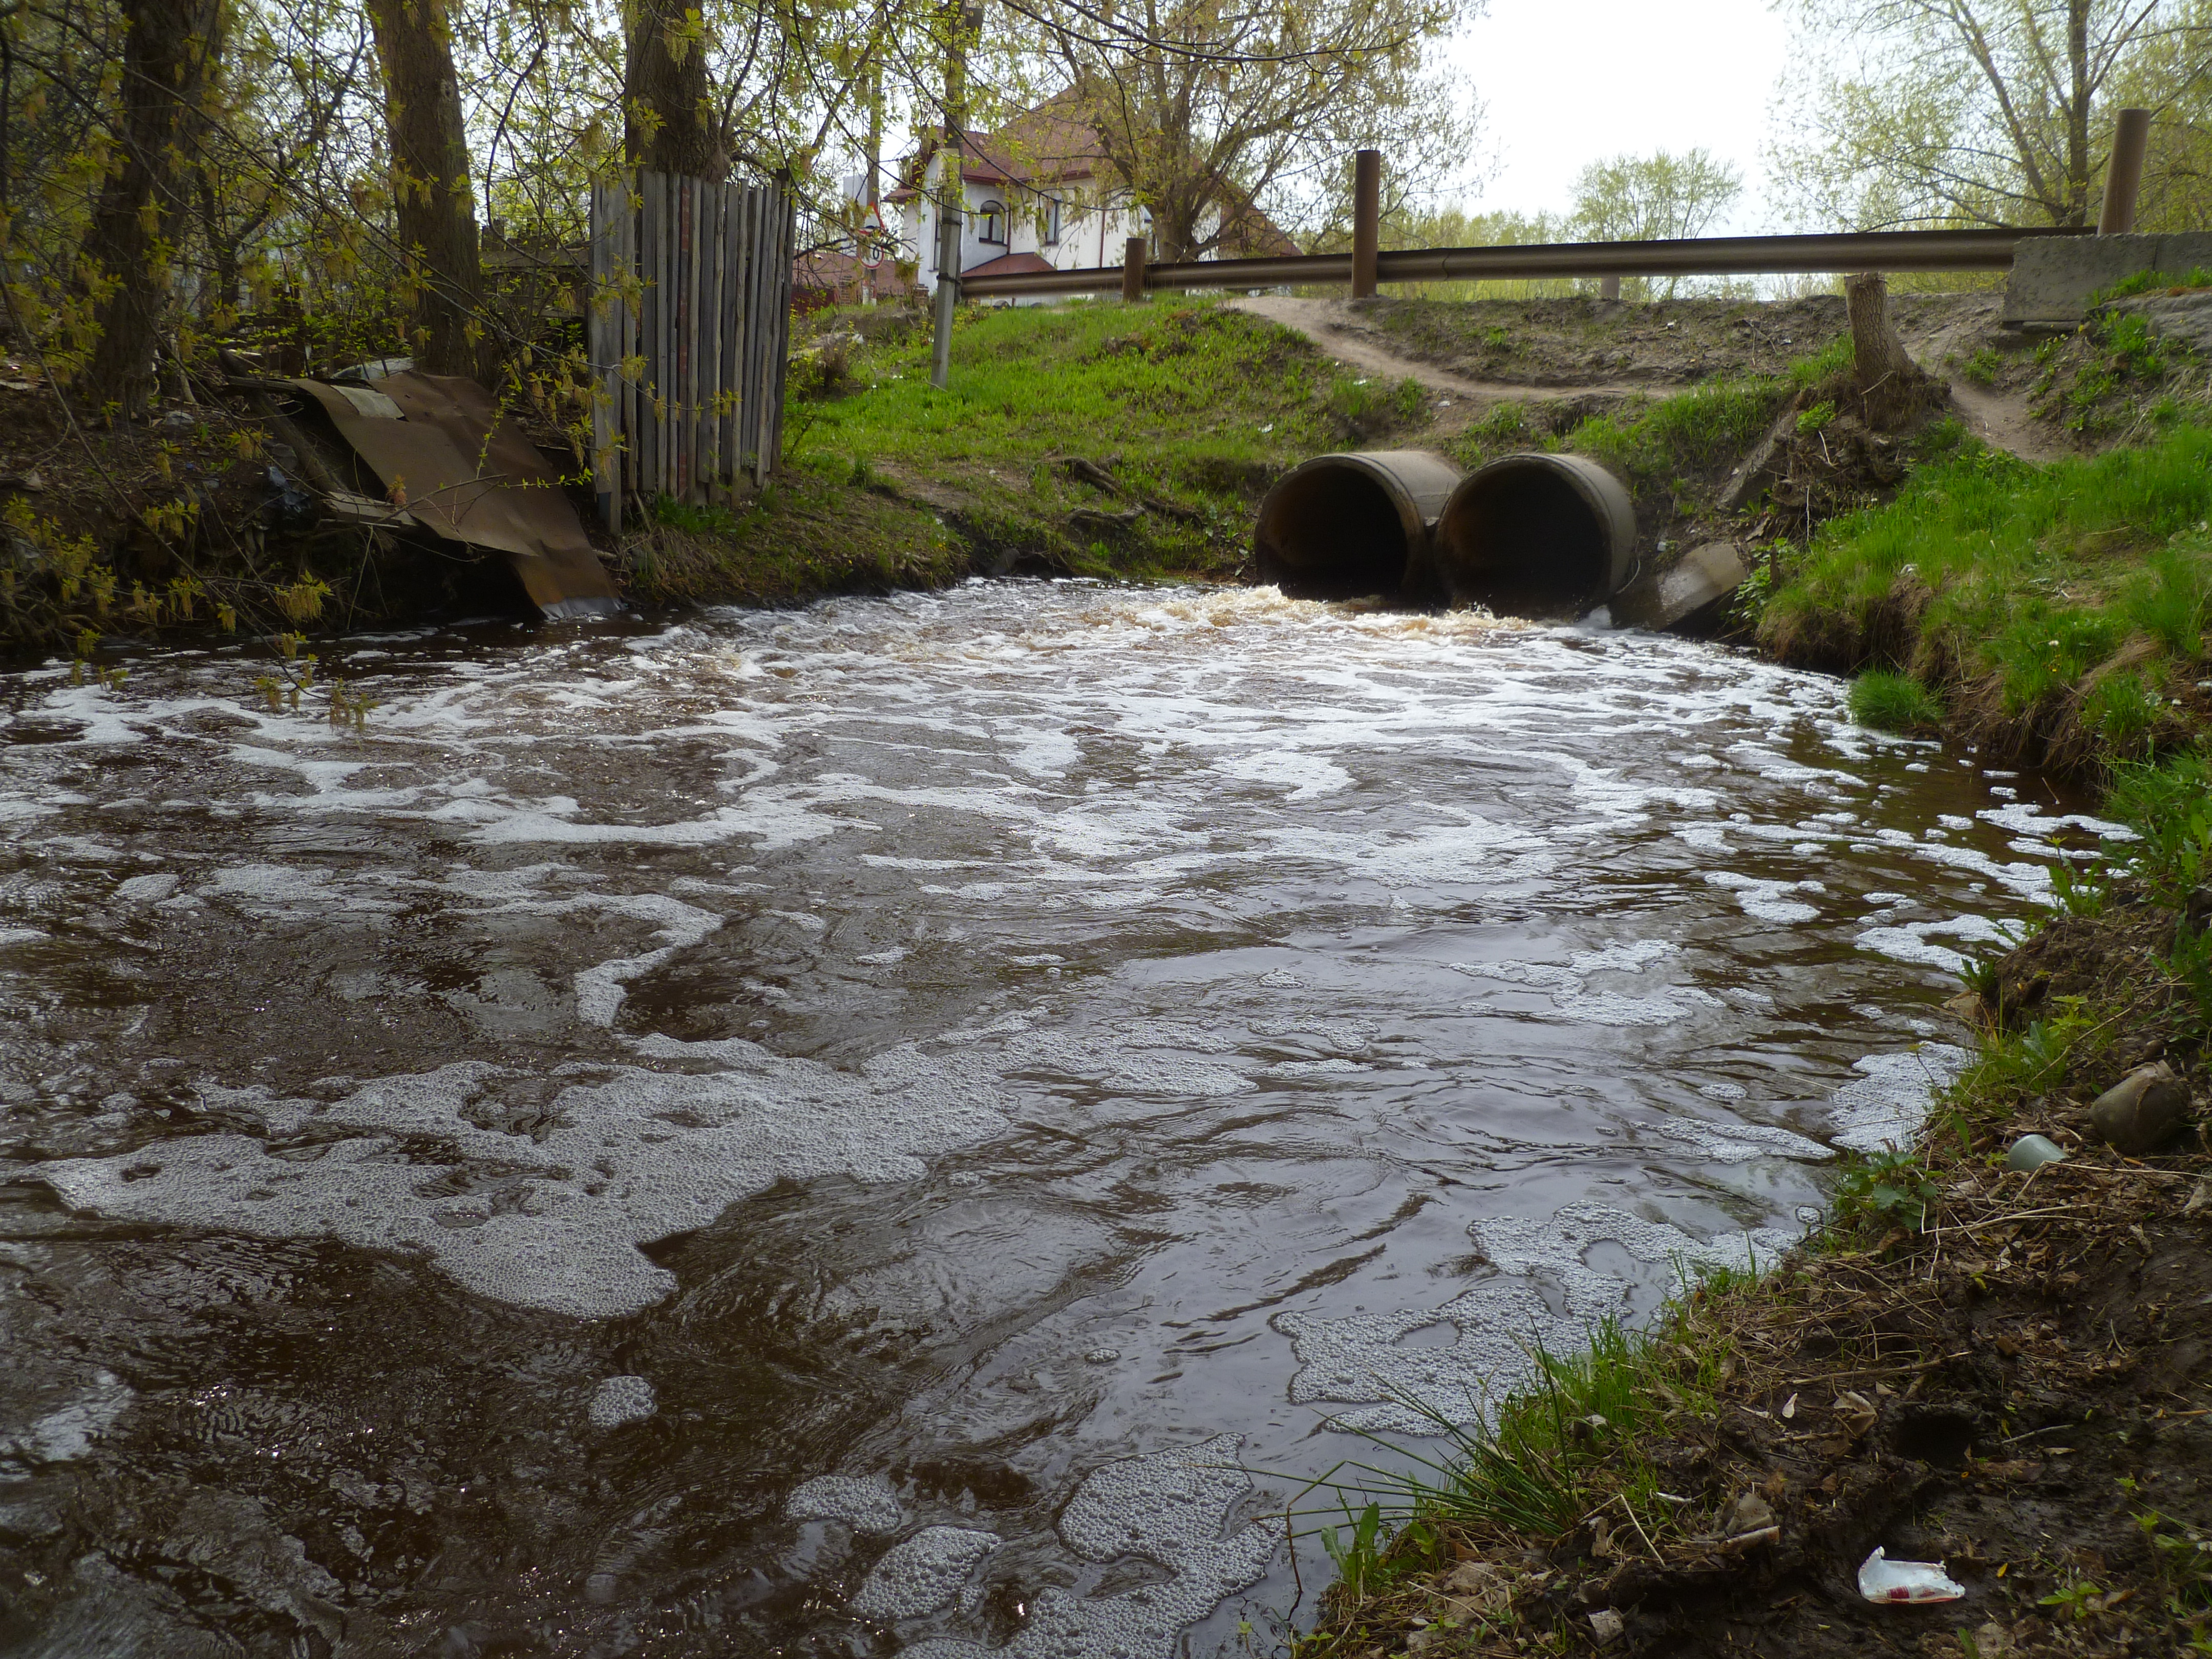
top-left (219, 353), bottom-right (619, 622)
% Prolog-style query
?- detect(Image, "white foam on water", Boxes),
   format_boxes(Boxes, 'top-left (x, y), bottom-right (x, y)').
top-left (1979, 801), bottom-right (2131, 841)
top-left (1452, 940), bottom-right (1720, 1028)
top-left (902, 1435), bottom-right (1278, 1659)
top-left (587, 1375), bottom-right (656, 1429)
top-left (1651, 1116), bottom-right (1835, 1164)
top-left (38, 1048), bottom-right (1014, 1318)
top-left (1704, 870), bottom-right (1822, 924)
top-left (851, 1525), bottom-right (1001, 1620)
top-left (1214, 749), bottom-right (1353, 800)
top-left (1827, 1045), bottom-right (1972, 1153)
top-left (1856, 914), bottom-right (2014, 975)
top-left (0, 582), bottom-right (2098, 1657)
top-left (2, 1371), bottom-right (132, 1464)
top-left (112, 873), bottom-right (180, 904)
top-left (786, 1475), bottom-right (904, 1535)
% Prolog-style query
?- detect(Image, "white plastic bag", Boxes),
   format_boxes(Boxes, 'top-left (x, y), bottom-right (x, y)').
top-left (1858, 1546), bottom-right (1966, 1604)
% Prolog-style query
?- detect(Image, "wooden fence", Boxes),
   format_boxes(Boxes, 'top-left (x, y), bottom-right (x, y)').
top-left (587, 173), bottom-right (796, 533)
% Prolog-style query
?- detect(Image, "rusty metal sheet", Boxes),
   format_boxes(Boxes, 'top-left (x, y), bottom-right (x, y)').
top-left (285, 372), bottom-right (621, 621)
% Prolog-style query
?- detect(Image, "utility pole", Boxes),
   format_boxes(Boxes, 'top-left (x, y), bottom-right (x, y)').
top-left (862, 67), bottom-right (882, 306)
top-left (929, 1), bottom-right (982, 390)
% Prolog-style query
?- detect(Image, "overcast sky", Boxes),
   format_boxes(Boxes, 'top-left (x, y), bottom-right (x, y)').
top-left (1448, 0), bottom-right (1795, 232)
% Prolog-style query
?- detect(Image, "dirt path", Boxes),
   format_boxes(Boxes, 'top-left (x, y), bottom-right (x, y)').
top-left (1227, 295), bottom-right (1647, 429)
top-left (1945, 378), bottom-right (2076, 463)
top-left (1241, 290), bottom-right (2077, 464)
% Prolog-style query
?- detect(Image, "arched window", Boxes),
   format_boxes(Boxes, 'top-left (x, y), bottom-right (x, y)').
top-left (978, 200), bottom-right (1006, 244)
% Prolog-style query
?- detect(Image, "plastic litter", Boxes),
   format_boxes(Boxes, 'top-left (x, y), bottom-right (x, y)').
top-left (1858, 1545), bottom-right (1966, 1603)
top-left (2005, 1133), bottom-right (2067, 1172)
top-left (262, 464), bottom-right (316, 529)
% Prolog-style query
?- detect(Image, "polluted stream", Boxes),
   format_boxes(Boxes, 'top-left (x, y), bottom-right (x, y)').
top-left (0, 582), bottom-right (2111, 1656)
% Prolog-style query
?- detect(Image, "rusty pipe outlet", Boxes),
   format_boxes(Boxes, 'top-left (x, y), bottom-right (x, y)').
top-left (1252, 450), bottom-right (1461, 602)
top-left (1428, 453), bottom-right (1636, 618)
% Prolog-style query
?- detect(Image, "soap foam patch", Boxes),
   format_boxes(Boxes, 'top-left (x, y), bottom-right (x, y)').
top-left (787, 1476), bottom-right (904, 1535)
top-left (1827, 1044), bottom-right (1972, 1153)
top-left (902, 1434), bottom-right (1277, 1659)
top-left (1856, 914), bottom-right (2015, 975)
top-left (39, 1048), bottom-right (1014, 1319)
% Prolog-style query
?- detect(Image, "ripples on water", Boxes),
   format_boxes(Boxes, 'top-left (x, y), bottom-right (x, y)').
top-left (0, 583), bottom-right (2113, 1655)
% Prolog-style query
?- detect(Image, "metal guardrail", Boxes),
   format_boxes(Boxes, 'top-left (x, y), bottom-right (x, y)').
top-left (956, 226), bottom-right (2094, 300)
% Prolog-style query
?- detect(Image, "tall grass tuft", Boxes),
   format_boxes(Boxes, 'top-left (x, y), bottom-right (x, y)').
top-left (1848, 670), bottom-right (1945, 733)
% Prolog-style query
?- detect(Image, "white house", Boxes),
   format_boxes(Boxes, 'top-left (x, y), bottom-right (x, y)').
top-left (887, 94), bottom-right (1298, 297)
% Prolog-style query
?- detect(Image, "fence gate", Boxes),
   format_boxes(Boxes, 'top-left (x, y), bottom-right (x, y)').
top-left (588, 172), bottom-right (796, 533)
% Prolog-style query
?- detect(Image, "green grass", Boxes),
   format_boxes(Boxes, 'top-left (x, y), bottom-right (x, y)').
top-left (2095, 266), bottom-right (2212, 302)
top-left (779, 297), bottom-right (1405, 580)
top-left (1568, 375), bottom-right (1783, 481)
top-left (1762, 422), bottom-right (2212, 718)
top-left (1962, 346), bottom-right (2004, 387)
top-left (1292, 1311), bottom-right (1728, 1650)
top-left (1848, 668), bottom-right (1945, 732)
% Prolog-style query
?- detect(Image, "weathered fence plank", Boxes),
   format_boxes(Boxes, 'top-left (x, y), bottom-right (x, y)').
top-left (586, 173), bottom-right (794, 525)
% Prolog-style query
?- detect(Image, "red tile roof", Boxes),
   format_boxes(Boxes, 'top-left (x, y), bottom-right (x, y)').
top-left (959, 250), bottom-right (1057, 278)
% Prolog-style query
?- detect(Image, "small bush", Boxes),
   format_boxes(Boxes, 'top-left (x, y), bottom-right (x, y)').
top-left (1796, 399), bottom-right (1837, 435)
top-left (1848, 669), bottom-right (1945, 732)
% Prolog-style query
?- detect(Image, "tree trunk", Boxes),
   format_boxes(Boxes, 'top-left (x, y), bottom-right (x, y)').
top-left (367, 0), bottom-right (486, 379)
top-left (77, 0), bottom-right (223, 417)
top-left (1845, 271), bottom-right (1936, 432)
top-left (625, 2), bottom-right (727, 178)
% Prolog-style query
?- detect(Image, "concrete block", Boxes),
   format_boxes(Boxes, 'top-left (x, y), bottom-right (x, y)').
top-left (1610, 540), bottom-right (1751, 632)
top-left (2003, 233), bottom-right (2212, 328)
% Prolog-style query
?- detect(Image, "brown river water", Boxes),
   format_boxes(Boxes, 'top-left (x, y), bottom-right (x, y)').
top-left (0, 582), bottom-right (2115, 1657)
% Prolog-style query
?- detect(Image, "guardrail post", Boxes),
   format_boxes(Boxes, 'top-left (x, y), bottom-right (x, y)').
top-left (1352, 150), bottom-right (1381, 299)
top-left (1122, 236), bottom-right (1147, 303)
top-left (2099, 108), bottom-right (2152, 235)
top-left (1599, 274), bottom-right (1621, 301)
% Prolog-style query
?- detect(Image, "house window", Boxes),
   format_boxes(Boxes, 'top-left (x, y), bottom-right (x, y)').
top-left (1040, 196), bottom-right (1062, 245)
top-left (978, 200), bottom-right (1006, 244)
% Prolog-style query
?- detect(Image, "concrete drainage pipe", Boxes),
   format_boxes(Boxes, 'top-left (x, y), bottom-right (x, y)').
top-left (1429, 453), bottom-right (1636, 618)
top-left (1252, 450), bottom-right (1461, 602)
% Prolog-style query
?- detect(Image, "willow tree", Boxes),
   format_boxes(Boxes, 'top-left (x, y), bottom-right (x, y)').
top-left (1015, 0), bottom-right (1482, 262)
top-left (367, 0), bottom-right (485, 376)
top-left (1568, 149), bottom-right (1742, 299)
top-left (626, 1), bottom-right (729, 175)
top-left (76, 0), bottom-right (226, 415)
top-left (1769, 0), bottom-right (2209, 229)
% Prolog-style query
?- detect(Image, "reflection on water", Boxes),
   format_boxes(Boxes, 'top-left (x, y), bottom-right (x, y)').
top-left (0, 583), bottom-right (2105, 1655)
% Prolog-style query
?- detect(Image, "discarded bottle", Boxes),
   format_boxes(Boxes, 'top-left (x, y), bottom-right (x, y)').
top-left (2005, 1133), bottom-right (2067, 1172)
top-left (1858, 1546), bottom-right (1966, 1604)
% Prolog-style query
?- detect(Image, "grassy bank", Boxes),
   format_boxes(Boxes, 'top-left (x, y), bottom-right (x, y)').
top-left (1293, 754), bottom-right (2212, 1659)
top-left (1759, 422), bottom-right (2212, 775)
top-left (615, 298), bottom-right (1433, 604)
